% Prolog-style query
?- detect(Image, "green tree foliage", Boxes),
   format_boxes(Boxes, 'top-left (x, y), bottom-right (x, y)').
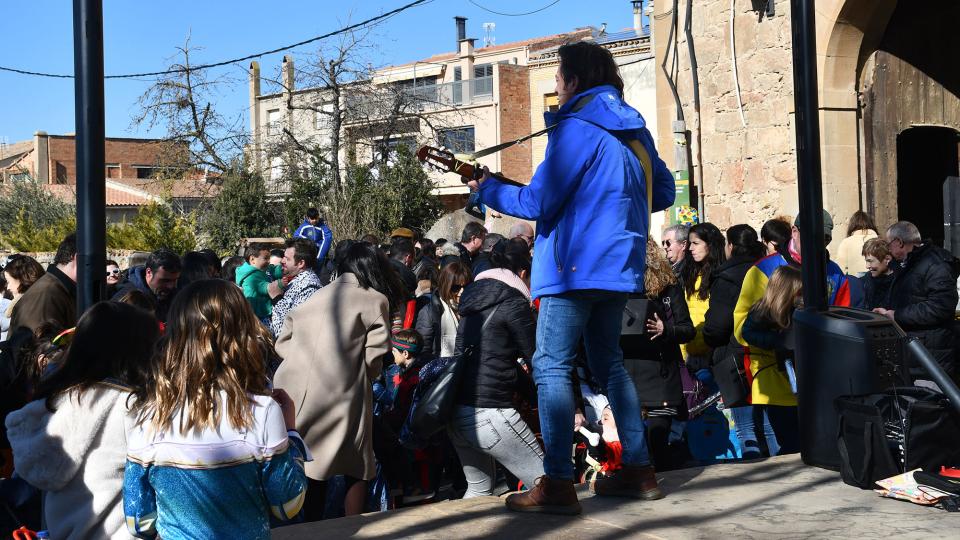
top-left (200, 170), bottom-right (281, 254)
top-left (107, 202), bottom-right (197, 254)
top-left (319, 146), bottom-right (444, 241)
top-left (2, 211), bottom-right (77, 252)
top-left (375, 146), bottom-right (445, 237)
top-left (282, 161), bottom-right (326, 234)
top-left (0, 179), bottom-right (74, 250)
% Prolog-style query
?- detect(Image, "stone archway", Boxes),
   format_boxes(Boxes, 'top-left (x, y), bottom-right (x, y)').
top-left (814, 0), bottom-right (896, 233)
top-left (859, 1), bottom-right (960, 232)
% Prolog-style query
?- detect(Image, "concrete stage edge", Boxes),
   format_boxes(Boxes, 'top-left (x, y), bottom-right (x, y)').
top-left (274, 454), bottom-right (953, 539)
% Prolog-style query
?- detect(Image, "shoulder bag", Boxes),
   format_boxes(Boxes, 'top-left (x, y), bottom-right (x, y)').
top-left (408, 304), bottom-right (500, 438)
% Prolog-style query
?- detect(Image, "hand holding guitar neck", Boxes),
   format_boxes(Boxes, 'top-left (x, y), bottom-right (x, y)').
top-left (416, 146), bottom-right (525, 188)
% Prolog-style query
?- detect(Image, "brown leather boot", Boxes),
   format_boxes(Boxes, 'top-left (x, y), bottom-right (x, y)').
top-left (505, 476), bottom-right (582, 515)
top-left (591, 464), bottom-right (664, 500)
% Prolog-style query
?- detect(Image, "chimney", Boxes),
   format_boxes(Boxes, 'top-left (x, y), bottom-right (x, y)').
top-left (249, 61), bottom-right (262, 172)
top-left (455, 16), bottom-right (467, 49)
top-left (33, 130), bottom-right (49, 183)
top-left (632, 1), bottom-right (643, 32)
top-left (282, 55), bottom-right (295, 94)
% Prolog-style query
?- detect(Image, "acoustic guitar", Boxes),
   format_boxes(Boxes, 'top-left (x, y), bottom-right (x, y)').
top-left (415, 146), bottom-right (526, 188)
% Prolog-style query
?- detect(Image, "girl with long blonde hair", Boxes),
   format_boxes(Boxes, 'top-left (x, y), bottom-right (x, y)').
top-left (124, 279), bottom-right (307, 540)
top-left (742, 265), bottom-right (803, 455)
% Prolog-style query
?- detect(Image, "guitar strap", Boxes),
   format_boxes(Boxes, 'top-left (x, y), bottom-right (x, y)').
top-left (460, 124), bottom-right (556, 161)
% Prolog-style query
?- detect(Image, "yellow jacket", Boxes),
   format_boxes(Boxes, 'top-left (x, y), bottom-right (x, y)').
top-left (733, 258), bottom-right (797, 406)
top-left (681, 275), bottom-right (711, 359)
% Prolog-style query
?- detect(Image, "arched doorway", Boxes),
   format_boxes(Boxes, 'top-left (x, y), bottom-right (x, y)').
top-left (859, 0), bottom-right (960, 235)
top-left (896, 127), bottom-right (960, 244)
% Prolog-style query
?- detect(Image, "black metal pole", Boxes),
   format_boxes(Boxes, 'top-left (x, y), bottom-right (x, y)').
top-left (790, 0), bottom-right (827, 311)
top-left (73, 0), bottom-right (106, 313)
top-left (906, 338), bottom-right (960, 417)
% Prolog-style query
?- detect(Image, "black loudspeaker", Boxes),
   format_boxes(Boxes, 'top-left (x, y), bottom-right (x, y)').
top-left (944, 176), bottom-right (960, 255)
top-left (793, 307), bottom-right (909, 470)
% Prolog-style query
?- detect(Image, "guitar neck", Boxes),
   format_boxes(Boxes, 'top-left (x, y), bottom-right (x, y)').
top-left (416, 145), bottom-right (526, 188)
top-left (457, 163), bottom-right (524, 188)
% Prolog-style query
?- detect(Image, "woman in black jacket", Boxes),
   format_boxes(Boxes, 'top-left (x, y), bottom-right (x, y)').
top-left (415, 262), bottom-right (472, 358)
top-left (446, 247), bottom-right (541, 498)
top-left (703, 224), bottom-right (766, 361)
top-left (702, 224), bottom-right (773, 458)
top-left (622, 239), bottom-right (694, 471)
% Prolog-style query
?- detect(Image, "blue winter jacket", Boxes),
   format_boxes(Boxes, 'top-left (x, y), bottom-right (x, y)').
top-left (479, 85), bottom-right (675, 298)
top-left (293, 220), bottom-right (334, 261)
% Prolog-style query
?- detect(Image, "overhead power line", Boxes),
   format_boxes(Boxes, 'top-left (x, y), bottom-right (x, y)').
top-left (0, 0), bottom-right (431, 80)
top-left (468, 0), bottom-right (561, 17)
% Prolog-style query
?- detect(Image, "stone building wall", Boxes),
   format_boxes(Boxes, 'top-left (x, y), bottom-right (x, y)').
top-left (655, 0), bottom-right (799, 231)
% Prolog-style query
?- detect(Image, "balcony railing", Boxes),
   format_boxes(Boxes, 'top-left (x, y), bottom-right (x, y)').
top-left (345, 77), bottom-right (495, 118)
top-left (405, 76), bottom-right (493, 108)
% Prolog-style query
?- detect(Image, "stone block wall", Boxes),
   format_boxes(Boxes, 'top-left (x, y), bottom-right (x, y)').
top-left (656, 0), bottom-right (800, 231)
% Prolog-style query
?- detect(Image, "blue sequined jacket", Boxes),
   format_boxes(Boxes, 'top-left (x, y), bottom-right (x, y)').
top-left (123, 393), bottom-right (308, 540)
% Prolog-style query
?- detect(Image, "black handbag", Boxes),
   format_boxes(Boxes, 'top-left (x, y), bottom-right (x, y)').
top-left (711, 345), bottom-right (750, 409)
top-left (408, 304), bottom-right (499, 438)
top-left (621, 296), bottom-right (652, 335)
top-left (835, 386), bottom-right (960, 489)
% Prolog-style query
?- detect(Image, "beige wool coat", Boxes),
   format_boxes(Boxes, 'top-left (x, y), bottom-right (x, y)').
top-left (273, 272), bottom-right (389, 481)
top-left (834, 228), bottom-right (878, 275)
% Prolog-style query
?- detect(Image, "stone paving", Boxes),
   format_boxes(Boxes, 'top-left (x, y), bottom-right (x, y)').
top-left (275, 454), bottom-right (955, 539)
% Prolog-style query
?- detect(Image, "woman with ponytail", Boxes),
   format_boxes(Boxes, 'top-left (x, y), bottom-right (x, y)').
top-left (703, 224), bottom-right (766, 354)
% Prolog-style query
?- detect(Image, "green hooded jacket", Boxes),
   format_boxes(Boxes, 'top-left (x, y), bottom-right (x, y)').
top-left (235, 262), bottom-right (281, 319)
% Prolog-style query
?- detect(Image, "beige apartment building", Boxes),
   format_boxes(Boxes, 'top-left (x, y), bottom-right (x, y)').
top-left (248, 18), bottom-right (589, 210)
top-left (248, 7), bottom-right (662, 238)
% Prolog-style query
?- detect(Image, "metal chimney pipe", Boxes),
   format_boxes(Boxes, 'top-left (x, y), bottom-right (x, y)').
top-left (455, 16), bottom-right (467, 48)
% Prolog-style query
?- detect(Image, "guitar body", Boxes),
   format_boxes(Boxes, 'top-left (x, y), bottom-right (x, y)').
top-left (416, 146), bottom-right (525, 188)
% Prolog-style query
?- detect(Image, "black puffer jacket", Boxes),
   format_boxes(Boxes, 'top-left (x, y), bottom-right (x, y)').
top-left (702, 255), bottom-right (756, 362)
top-left (455, 278), bottom-right (536, 408)
top-left (887, 244), bottom-right (959, 377)
top-left (862, 272), bottom-right (893, 310)
top-left (415, 293), bottom-right (444, 358)
top-left (621, 283), bottom-right (694, 408)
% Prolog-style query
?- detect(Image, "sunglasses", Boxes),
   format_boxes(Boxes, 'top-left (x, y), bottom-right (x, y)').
top-left (451, 284), bottom-right (463, 294)
top-left (662, 240), bottom-right (672, 248)
top-left (106, 269), bottom-right (121, 277)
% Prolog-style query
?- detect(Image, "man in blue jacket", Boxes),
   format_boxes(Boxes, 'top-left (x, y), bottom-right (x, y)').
top-left (471, 42), bottom-right (675, 514)
top-left (293, 207), bottom-right (333, 262)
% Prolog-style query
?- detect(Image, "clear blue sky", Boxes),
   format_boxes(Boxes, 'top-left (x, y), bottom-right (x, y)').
top-left (1, 0), bottom-right (640, 146)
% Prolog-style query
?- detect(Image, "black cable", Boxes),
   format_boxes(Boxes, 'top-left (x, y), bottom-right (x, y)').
top-left (684, 0), bottom-right (700, 113)
top-left (661, 0), bottom-right (683, 122)
top-left (0, 0), bottom-right (431, 80)
top-left (467, 0), bottom-right (560, 17)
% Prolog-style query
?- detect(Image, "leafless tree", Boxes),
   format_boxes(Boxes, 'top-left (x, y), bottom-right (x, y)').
top-left (263, 27), bottom-right (472, 192)
top-left (132, 35), bottom-right (247, 175)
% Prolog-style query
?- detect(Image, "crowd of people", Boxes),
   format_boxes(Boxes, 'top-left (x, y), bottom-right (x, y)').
top-left (0, 39), bottom-right (958, 538)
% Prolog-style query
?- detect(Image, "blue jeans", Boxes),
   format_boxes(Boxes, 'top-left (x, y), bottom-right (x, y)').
top-left (730, 405), bottom-right (780, 457)
top-left (534, 290), bottom-right (650, 480)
